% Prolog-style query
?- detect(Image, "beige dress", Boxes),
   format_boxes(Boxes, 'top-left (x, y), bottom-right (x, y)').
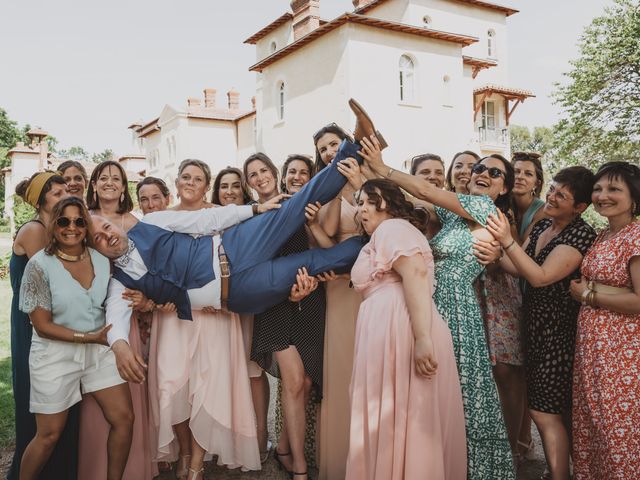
top-left (318, 197), bottom-right (362, 479)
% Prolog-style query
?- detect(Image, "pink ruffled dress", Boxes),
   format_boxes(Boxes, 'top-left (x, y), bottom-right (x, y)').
top-left (346, 219), bottom-right (467, 480)
top-left (147, 308), bottom-right (260, 470)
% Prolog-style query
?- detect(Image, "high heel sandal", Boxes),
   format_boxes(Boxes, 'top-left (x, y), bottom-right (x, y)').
top-left (187, 467), bottom-right (204, 480)
top-left (517, 439), bottom-right (535, 460)
top-left (274, 449), bottom-right (293, 476)
top-left (259, 439), bottom-right (273, 464)
top-left (175, 454), bottom-right (191, 479)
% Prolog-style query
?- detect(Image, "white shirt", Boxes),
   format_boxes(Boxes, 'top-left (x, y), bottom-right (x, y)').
top-left (105, 205), bottom-right (253, 346)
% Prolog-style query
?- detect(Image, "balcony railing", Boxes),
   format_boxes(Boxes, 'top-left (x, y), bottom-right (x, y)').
top-left (478, 127), bottom-right (508, 145)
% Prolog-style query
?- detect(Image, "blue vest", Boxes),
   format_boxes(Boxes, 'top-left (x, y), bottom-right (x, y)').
top-left (112, 222), bottom-right (215, 320)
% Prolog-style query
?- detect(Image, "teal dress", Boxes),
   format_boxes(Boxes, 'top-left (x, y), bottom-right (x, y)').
top-left (430, 194), bottom-right (515, 480)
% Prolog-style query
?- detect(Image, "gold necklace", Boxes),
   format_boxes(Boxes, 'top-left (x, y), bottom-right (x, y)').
top-left (55, 248), bottom-right (88, 262)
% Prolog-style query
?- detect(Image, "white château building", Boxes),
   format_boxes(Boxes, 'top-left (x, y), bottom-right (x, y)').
top-left (132, 0), bottom-right (534, 184)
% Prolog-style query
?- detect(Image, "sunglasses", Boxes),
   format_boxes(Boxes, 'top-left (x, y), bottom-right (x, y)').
top-left (56, 216), bottom-right (87, 228)
top-left (313, 122), bottom-right (340, 141)
top-left (472, 163), bottom-right (506, 179)
top-left (512, 151), bottom-right (541, 161)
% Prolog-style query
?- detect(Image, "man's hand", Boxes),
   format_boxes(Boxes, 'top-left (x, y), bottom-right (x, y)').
top-left (111, 339), bottom-right (147, 384)
top-left (257, 193), bottom-right (292, 214)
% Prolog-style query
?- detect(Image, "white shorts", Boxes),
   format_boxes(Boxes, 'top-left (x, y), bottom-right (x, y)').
top-left (29, 333), bottom-right (125, 414)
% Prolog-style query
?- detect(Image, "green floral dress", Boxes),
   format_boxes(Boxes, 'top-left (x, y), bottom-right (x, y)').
top-left (430, 194), bottom-right (515, 480)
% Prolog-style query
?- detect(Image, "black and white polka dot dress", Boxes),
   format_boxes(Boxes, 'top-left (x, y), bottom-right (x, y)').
top-left (250, 225), bottom-right (326, 395)
top-left (523, 217), bottom-right (596, 414)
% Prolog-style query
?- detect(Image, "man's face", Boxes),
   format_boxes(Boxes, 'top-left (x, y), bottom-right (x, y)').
top-left (91, 216), bottom-right (130, 258)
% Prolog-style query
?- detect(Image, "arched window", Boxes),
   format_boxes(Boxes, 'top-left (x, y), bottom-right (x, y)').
top-left (399, 55), bottom-right (415, 102)
top-left (277, 81), bottom-right (285, 120)
top-left (487, 29), bottom-right (496, 58)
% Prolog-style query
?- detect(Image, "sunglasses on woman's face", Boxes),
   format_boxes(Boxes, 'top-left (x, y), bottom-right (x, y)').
top-left (471, 163), bottom-right (506, 179)
top-left (56, 217), bottom-right (87, 228)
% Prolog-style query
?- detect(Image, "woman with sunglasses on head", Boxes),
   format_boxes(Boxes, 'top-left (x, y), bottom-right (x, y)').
top-left (9, 172), bottom-right (77, 480)
top-left (361, 137), bottom-right (516, 479)
top-left (58, 160), bottom-right (88, 200)
top-left (211, 166), bottom-right (273, 467)
top-left (511, 152), bottom-right (547, 242)
top-left (486, 166), bottom-right (597, 480)
top-left (147, 160), bottom-right (261, 479)
top-left (569, 162), bottom-right (640, 480)
top-left (312, 123), bottom-right (366, 480)
top-left (18, 197), bottom-right (134, 480)
top-left (247, 153), bottom-right (331, 480)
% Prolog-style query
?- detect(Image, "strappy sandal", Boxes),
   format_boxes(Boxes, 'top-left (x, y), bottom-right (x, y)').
top-left (175, 454), bottom-right (191, 479)
top-left (518, 439), bottom-right (535, 460)
top-left (187, 466), bottom-right (204, 480)
top-left (292, 472), bottom-right (308, 479)
top-left (259, 439), bottom-right (272, 464)
top-left (274, 449), bottom-right (293, 476)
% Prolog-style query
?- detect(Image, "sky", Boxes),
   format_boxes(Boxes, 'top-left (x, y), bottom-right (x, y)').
top-left (0, 0), bottom-right (613, 156)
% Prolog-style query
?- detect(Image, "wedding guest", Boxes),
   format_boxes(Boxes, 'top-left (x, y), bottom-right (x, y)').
top-left (8, 172), bottom-right (76, 480)
top-left (345, 179), bottom-right (467, 480)
top-left (445, 150), bottom-right (480, 192)
top-left (149, 159), bottom-right (260, 479)
top-left (58, 160), bottom-right (88, 200)
top-left (409, 153), bottom-right (446, 189)
top-left (362, 138), bottom-right (516, 479)
top-left (487, 166), bottom-right (597, 480)
top-left (570, 161), bottom-right (640, 480)
top-left (18, 197), bottom-right (133, 480)
top-left (511, 152), bottom-right (546, 240)
top-left (86, 160), bottom-right (137, 230)
top-left (137, 177), bottom-right (171, 214)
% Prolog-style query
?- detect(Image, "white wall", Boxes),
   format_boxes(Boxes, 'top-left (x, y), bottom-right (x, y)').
top-left (255, 21), bottom-right (294, 62)
top-left (236, 114), bottom-right (257, 165)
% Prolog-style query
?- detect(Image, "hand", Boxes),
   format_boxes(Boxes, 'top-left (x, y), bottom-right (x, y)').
top-left (122, 289), bottom-right (154, 312)
top-left (473, 239), bottom-right (502, 265)
top-left (486, 210), bottom-right (513, 246)
top-left (289, 267), bottom-right (319, 302)
top-left (201, 306), bottom-right (221, 314)
top-left (414, 335), bottom-right (438, 378)
top-left (316, 270), bottom-right (349, 282)
top-left (156, 302), bottom-right (177, 313)
top-left (570, 276), bottom-right (589, 302)
top-left (112, 339), bottom-right (147, 384)
top-left (137, 314), bottom-right (152, 345)
top-left (359, 135), bottom-right (385, 175)
top-left (86, 324), bottom-right (112, 347)
top-left (305, 202), bottom-right (322, 226)
top-left (337, 157), bottom-right (364, 190)
top-left (258, 193), bottom-right (292, 213)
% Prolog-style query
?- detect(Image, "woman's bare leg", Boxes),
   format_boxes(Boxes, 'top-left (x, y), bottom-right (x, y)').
top-left (493, 363), bottom-right (526, 453)
top-left (91, 383), bottom-right (134, 480)
top-left (530, 409), bottom-right (570, 480)
top-left (19, 411), bottom-right (68, 480)
top-left (251, 372), bottom-right (270, 453)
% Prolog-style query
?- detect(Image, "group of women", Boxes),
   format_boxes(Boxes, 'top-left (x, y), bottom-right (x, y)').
top-left (7, 121), bottom-right (639, 480)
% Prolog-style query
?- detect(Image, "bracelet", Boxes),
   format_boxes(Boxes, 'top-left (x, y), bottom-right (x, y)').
top-left (252, 203), bottom-right (259, 215)
top-left (581, 287), bottom-right (591, 306)
top-left (504, 239), bottom-right (516, 251)
top-left (386, 167), bottom-right (394, 179)
top-left (73, 332), bottom-right (85, 344)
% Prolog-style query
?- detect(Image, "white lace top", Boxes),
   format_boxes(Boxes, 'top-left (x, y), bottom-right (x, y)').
top-left (19, 248), bottom-right (110, 332)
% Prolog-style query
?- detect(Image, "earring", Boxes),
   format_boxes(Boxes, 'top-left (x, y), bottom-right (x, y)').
top-left (120, 192), bottom-right (125, 203)
top-left (93, 191), bottom-right (97, 203)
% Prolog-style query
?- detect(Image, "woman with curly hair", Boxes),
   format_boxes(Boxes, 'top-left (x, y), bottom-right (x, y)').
top-left (346, 179), bottom-right (466, 479)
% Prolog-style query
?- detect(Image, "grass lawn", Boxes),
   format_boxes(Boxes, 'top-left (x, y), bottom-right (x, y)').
top-left (0, 279), bottom-right (14, 449)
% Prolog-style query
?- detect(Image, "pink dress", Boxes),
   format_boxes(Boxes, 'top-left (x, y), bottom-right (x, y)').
top-left (147, 308), bottom-right (260, 470)
top-left (78, 314), bottom-right (158, 480)
top-left (346, 219), bottom-right (467, 480)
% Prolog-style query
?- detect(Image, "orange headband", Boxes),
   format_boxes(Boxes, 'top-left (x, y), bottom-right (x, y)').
top-left (24, 172), bottom-right (58, 208)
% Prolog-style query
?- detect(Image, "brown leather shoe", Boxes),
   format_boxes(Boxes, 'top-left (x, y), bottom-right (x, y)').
top-left (348, 98), bottom-right (388, 149)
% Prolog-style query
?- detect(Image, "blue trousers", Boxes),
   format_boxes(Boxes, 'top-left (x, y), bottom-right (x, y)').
top-left (223, 140), bottom-right (365, 314)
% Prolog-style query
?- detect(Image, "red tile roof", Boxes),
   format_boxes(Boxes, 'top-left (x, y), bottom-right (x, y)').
top-left (474, 84), bottom-right (535, 98)
top-left (356, 0), bottom-right (518, 16)
top-left (250, 13), bottom-right (477, 72)
top-left (463, 55), bottom-right (498, 68)
top-left (244, 12), bottom-right (293, 45)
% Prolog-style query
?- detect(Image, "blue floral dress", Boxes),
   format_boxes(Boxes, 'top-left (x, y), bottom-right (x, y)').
top-left (430, 194), bottom-right (515, 480)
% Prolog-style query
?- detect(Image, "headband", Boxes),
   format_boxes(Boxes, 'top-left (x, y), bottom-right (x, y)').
top-left (25, 172), bottom-right (58, 208)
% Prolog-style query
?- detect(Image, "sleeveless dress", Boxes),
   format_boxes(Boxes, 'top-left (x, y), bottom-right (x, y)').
top-left (318, 197), bottom-right (362, 480)
top-left (573, 221), bottom-right (640, 479)
top-left (346, 219), bottom-right (467, 480)
top-left (523, 217), bottom-right (596, 414)
top-left (430, 194), bottom-right (514, 479)
top-left (519, 197), bottom-right (545, 239)
top-left (8, 221), bottom-right (78, 480)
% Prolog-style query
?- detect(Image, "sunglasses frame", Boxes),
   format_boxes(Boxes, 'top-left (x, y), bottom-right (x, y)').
top-left (56, 216), bottom-right (88, 228)
top-left (472, 163), bottom-right (506, 179)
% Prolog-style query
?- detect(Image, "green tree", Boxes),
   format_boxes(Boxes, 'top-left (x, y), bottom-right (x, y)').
top-left (509, 125), bottom-right (562, 171)
top-left (13, 195), bottom-right (36, 230)
top-left (58, 146), bottom-right (89, 161)
top-left (92, 149), bottom-right (114, 163)
top-left (0, 108), bottom-right (22, 149)
top-left (553, 0), bottom-right (640, 168)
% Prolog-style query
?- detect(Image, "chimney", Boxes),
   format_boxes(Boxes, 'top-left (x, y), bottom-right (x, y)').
top-left (187, 97), bottom-right (202, 108)
top-left (203, 88), bottom-right (217, 108)
top-left (352, 0), bottom-right (374, 8)
top-left (290, 0), bottom-right (320, 41)
top-left (227, 89), bottom-right (240, 111)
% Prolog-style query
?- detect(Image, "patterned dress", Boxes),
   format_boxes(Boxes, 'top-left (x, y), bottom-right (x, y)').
top-left (573, 221), bottom-right (640, 479)
top-left (523, 217), bottom-right (596, 413)
top-left (431, 194), bottom-right (515, 480)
